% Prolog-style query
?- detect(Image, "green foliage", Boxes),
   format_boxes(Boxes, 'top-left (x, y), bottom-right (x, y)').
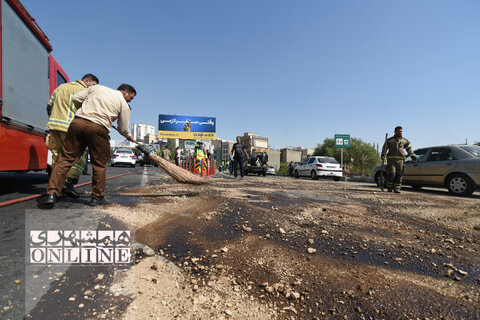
top-left (475, 142), bottom-right (480, 146)
top-left (314, 137), bottom-right (379, 176)
top-left (277, 163), bottom-right (289, 175)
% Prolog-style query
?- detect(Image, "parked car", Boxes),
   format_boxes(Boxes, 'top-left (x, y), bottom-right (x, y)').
top-left (293, 156), bottom-right (342, 181)
top-left (371, 145), bottom-right (480, 196)
top-left (111, 149), bottom-right (136, 167)
top-left (266, 165), bottom-right (276, 175)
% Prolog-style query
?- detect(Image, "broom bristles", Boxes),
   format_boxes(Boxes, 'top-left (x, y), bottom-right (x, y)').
top-left (149, 153), bottom-right (206, 185)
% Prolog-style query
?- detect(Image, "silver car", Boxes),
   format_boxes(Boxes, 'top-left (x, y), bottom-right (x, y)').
top-left (294, 156), bottom-right (342, 181)
top-left (266, 165), bottom-right (276, 175)
top-left (372, 145), bottom-right (480, 196)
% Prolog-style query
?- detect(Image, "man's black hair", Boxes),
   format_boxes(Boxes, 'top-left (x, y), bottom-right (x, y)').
top-left (117, 84), bottom-right (136, 95)
top-left (394, 126), bottom-right (403, 131)
top-left (81, 74), bottom-right (99, 84)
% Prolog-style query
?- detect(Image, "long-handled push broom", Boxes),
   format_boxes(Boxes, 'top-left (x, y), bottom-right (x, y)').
top-left (135, 144), bottom-right (206, 185)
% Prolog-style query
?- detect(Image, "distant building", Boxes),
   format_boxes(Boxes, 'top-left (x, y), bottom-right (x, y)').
top-left (212, 140), bottom-right (222, 162)
top-left (240, 132), bottom-right (268, 154)
top-left (267, 149), bottom-right (281, 170)
top-left (212, 139), bottom-right (235, 163)
top-left (144, 133), bottom-right (158, 144)
top-left (295, 147), bottom-right (315, 160)
top-left (280, 148), bottom-right (302, 163)
top-left (131, 123), bottom-right (155, 142)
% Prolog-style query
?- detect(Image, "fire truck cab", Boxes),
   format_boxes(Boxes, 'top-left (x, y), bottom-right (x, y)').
top-left (0, 0), bottom-right (69, 172)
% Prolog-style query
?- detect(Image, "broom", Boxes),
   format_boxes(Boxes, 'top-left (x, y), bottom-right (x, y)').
top-left (135, 143), bottom-right (206, 185)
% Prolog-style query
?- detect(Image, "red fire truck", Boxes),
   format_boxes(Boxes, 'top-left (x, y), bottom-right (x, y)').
top-left (0, 0), bottom-right (69, 172)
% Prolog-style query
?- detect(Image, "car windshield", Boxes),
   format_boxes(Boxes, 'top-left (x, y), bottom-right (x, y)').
top-left (115, 150), bottom-right (132, 154)
top-left (460, 146), bottom-right (480, 157)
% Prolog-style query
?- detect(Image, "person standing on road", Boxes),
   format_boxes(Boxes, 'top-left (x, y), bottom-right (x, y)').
top-left (195, 142), bottom-right (207, 173)
top-left (42, 84), bottom-right (137, 208)
top-left (229, 154), bottom-right (234, 174)
top-left (230, 136), bottom-right (249, 179)
top-left (288, 161), bottom-right (295, 176)
top-left (175, 147), bottom-right (180, 166)
top-left (381, 126), bottom-right (417, 193)
top-left (46, 74), bottom-right (99, 198)
top-left (162, 147), bottom-right (171, 161)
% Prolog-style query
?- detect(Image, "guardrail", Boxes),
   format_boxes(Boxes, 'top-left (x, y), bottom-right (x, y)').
top-left (179, 157), bottom-right (216, 178)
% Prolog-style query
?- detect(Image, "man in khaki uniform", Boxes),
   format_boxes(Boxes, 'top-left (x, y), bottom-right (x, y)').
top-left (42, 84), bottom-right (136, 208)
top-left (46, 74), bottom-right (99, 197)
top-left (381, 126), bottom-right (417, 193)
top-left (162, 147), bottom-right (171, 160)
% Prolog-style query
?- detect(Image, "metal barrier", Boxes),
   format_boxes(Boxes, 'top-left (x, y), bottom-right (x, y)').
top-left (179, 157), bottom-right (216, 178)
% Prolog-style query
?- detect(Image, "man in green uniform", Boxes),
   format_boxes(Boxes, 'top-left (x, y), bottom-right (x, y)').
top-left (162, 147), bottom-right (171, 161)
top-left (381, 126), bottom-right (417, 193)
top-left (46, 74), bottom-right (99, 198)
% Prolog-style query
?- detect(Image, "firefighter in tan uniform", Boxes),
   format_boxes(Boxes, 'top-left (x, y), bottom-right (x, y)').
top-left (381, 126), bottom-right (417, 193)
top-left (46, 74), bottom-right (99, 197)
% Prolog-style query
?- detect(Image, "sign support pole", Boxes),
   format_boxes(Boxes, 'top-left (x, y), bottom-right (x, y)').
top-left (341, 148), bottom-right (344, 175)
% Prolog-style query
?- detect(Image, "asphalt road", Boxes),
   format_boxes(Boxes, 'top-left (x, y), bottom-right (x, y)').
top-left (0, 168), bottom-right (478, 319)
top-left (0, 165), bottom-right (160, 320)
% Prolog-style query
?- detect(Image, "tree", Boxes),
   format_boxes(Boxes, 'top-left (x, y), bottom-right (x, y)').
top-left (166, 139), bottom-right (175, 158)
top-left (314, 137), bottom-right (379, 176)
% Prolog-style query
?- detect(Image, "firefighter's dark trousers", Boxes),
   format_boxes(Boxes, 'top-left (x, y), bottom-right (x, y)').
top-left (46, 130), bottom-right (87, 181)
top-left (47, 118), bottom-right (110, 200)
top-left (385, 158), bottom-right (404, 191)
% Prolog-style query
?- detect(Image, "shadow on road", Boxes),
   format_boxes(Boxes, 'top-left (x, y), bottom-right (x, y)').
top-left (0, 172), bottom-right (49, 196)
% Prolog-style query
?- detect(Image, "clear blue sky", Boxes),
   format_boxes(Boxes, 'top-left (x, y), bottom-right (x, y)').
top-left (23, 0), bottom-right (480, 149)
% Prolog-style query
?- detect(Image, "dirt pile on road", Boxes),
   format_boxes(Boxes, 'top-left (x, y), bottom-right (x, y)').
top-left (102, 175), bottom-right (480, 319)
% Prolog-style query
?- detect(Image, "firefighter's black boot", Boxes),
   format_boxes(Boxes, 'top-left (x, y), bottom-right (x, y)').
top-left (63, 178), bottom-right (80, 198)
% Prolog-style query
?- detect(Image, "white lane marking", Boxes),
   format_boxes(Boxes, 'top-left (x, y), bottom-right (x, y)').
top-left (141, 166), bottom-right (148, 186)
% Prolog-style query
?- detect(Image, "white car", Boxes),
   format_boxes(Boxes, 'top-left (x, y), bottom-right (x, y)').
top-left (111, 149), bottom-right (136, 167)
top-left (266, 165), bottom-right (276, 175)
top-left (294, 156), bottom-right (342, 181)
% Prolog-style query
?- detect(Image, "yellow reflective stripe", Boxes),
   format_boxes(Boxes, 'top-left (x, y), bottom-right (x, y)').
top-left (66, 94), bottom-right (76, 123)
top-left (47, 118), bottom-right (71, 128)
top-left (48, 89), bottom-right (58, 106)
top-left (71, 153), bottom-right (87, 172)
top-left (71, 164), bottom-right (84, 172)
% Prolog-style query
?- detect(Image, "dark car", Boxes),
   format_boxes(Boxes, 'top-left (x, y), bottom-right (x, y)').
top-left (137, 153), bottom-right (154, 166)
